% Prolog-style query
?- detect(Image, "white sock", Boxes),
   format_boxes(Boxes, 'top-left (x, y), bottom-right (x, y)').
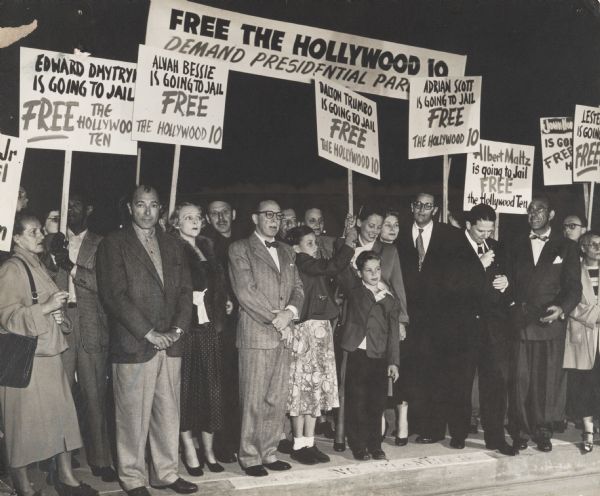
top-left (399, 402), bottom-right (409, 438)
top-left (293, 436), bottom-right (306, 450)
top-left (305, 436), bottom-right (315, 448)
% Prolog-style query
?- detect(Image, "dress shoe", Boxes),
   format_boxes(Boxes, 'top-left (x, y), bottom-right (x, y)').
top-left (449, 438), bottom-right (465, 449)
top-left (369, 448), bottom-right (387, 460)
top-left (89, 465), bottom-right (119, 482)
top-left (290, 447), bottom-right (319, 465)
top-left (215, 451), bottom-right (237, 464)
top-left (55, 481), bottom-right (99, 496)
top-left (125, 488), bottom-right (151, 496)
top-left (181, 453), bottom-right (204, 477)
top-left (485, 442), bottom-right (518, 456)
top-left (415, 436), bottom-right (443, 444)
top-left (153, 478), bottom-right (198, 494)
top-left (333, 441), bottom-right (346, 452)
top-left (581, 431), bottom-right (594, 453)
top-left (205, 461), bottom-right (224, 473)
top-left (395, 437), bottom-right (408, 446)
top-left (277, 439), bottom-right (293, 455)
top-left (244, 465), bottom-right (268, 477)
top-left (307, 445), bottom-right (330, 463)
top-left (535, 439), bottom-right (552, 452)
top-left (352, 448), bottom-right (371, 461)
top-left (264, 460), bottom-right (292, 471)
top-left (512, 437), bottom-right (529, 450)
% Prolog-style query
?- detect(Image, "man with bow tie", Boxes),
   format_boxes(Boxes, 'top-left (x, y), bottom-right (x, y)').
top-left (506, 195), bottom-right (581, 452)
top-left (228, 200), bottom-right (304, 477)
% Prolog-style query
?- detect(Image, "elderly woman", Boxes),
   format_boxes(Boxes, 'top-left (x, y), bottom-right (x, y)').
top-left (168, 203), bottom-right (230, 474)
top-left (564, 231), bottom-right (600, 453)
top-left (0, 213), bottom-right (97, 496)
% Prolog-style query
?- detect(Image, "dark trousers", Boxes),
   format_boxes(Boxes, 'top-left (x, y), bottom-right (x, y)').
top-left (345, 349), bottom-right (388, 452)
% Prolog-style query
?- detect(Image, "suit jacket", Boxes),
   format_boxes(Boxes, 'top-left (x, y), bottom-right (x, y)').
top-left (96, 225), bottom-right (193, 363)
top-left (507, 229), bottom-right (581, 341)
top-left (228, 233), bottom-right (304, 349)
top-left (563, 265), bottom-right (600, 370)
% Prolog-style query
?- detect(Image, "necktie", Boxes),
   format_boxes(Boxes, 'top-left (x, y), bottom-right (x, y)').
top-left (265, 240), bottom-right (279, 249)
top-left (477, 244), bottom-right (485, 255)
top-left (416, 228), bottom-right (425, 271)
top-left (529, 233), bottom-right (549, 242)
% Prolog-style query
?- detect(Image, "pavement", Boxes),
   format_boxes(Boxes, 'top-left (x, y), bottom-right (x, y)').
top-left (2, 423), bottom-right (600, 496)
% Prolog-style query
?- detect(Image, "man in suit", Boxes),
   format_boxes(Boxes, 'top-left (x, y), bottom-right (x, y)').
top-left (228, 200), bottom-right (304, 477)
top-left (507, 195), bottom-right (581, 452)
top-left (448, 204), bottom-right (517, 455)
top-left (396, 192), bottom-right (460, 444)
top-left (97, 185), bottom-right (196, 496)
top-left (304, 208), bottom-right (335, 259)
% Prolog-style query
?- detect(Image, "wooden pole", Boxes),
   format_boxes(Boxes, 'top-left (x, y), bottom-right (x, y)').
top-left (347, 170), bottom-right (354, 216)
top-left (59, 150), bottom-right (72, 234)
top-left (135, 146), bottom-right (141, 186)
top-left (168, 144), bottom-right (181, 216)
top-left (583, 183), bottom-right (590, 219)
top-left (442, 155), bottom-right (451, 223)
top-left (588, 182), bottom-right (595, 230)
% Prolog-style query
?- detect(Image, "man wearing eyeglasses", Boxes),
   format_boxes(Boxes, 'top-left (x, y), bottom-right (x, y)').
top-left (228, 200), bottom-right (304, 477)
top-left (396, 192), bottom-right (461, 444)
top-left (562, 214), bottom-right (587, 242)
top-left (506, 195), bottom-right (581, 453)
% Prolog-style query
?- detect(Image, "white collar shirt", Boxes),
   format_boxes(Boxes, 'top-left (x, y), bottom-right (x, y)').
top-left (412, 221), bottom-right (434, 254)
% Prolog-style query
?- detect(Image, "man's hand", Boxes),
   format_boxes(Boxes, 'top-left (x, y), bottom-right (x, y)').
top-left (388, 365), bottom-right (399, 383)
top-left (479, 250), bottom-right (495, 269)
top-left (492, 275), bottom-right (509, 292)
top-left (162, 327), bottom-right (184, 344)
top-left (51, 310), bottom-right (64, 325)
top-left (540, 305), bottom-right (563, 324)
top-left (399, 323), bottom-right (407, 341)
top-left (271, 309), bottom-right (293, 331)
top-left (145, 329), bottom-right (174, 350)
top-left (345, 226), bottom-right (358, 247)
top-left (280, 325), bottom-right (294, 348)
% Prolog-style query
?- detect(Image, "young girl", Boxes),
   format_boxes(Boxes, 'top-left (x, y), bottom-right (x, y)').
top-left (284, 225), bottom-right (356, 465)
top-left (339, 250), bottom-right (400, 461)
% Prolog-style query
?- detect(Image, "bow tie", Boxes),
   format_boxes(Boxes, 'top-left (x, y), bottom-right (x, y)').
top-left (529, 233), bottom-right (549, 242)
top-left (265, 240), bottom-right (279, 249)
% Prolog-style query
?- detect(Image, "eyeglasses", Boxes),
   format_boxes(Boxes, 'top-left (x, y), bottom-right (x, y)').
top-left (563, 223), bottom-right (583, 230)
top-left (47, 216), bottom-right (60, 222)
top-left (256, 210), bottom-right (284, 220)
top-left (527, 206), bottom-right (548, 214)
top-left (412, 201), bottom-right (434, 211)
top-left (583, 242), bottom-right (600, 250)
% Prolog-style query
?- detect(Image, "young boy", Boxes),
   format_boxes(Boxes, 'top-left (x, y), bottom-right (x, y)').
top-left (338, 250), bottom-right (400, 461)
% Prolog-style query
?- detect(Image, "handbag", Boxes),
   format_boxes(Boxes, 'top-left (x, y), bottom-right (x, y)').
top-left (0, 258), bottom-right (39, 388)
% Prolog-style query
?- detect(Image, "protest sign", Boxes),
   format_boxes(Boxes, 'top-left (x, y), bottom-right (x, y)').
top-left (573, 105), bottom-right (600, 183)
top-left (539, 117), bottom-right (573, 186)
top-left (408, 76), bottom-right (481, 159)
top-left (132, 45), bottom-right (228, 148)
top-left (0, 134), bottom-right (26, 252)
top-left (315, 77), bottom-right (379, 179)
top-left (463, 139), bottom-right (534, 214)
top-left (145, 0), bottom-right (466, 100)
top-left (19, 47), bottom-right (137, 155)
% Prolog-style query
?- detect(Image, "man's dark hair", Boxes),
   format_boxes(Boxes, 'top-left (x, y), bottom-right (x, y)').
top-left (285, 225), bottom-right (314, 246)
top-left (530, 194), bottom-right (552, 210)
top-left (413, 192), bottom-right (438, 205)
top-left (564, 213), bottom-right (587, 226)
top-left (467, 204), bottom-right (496, 224)
top-left (130, 184), bottom-right (160, 204)
top-left (356, 250), bottom-right (381, 271)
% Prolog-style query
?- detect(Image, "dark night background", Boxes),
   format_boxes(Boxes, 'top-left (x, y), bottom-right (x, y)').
top-left (1, 0), bottom-right (599, 238)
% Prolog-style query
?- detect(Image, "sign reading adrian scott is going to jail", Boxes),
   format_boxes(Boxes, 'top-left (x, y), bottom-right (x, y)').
top-left (408, 76), bottom-right (481, 159)
top-left (573, 105), bottom-right (600, 183)
top-left (132, 45), bottom-right (228, 148)
top-left (540, 117), bottom-right (573, 186)
top-left (315, 77), bottom-right (380, 179)
top-left (463, 139), bottom-right (534, 215)
top-left (19, 47), bottom-right (136, 155)
top-left (145, 0), bottom-right (466, 100)
top-left (0, 134), bottom-right (26, 253)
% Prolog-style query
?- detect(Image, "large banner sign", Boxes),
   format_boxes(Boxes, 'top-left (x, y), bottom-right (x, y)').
top-left (408, 76), bottom-right (481, 159)
top-left (145, 0), bottom-right (466, 100)
top-left (573, 105), bottom-right (600, 183)
top-left (540, 117), bottom-right (573, 186)
top-left (0, 134), bottom-right (26, 252)
top-left (315, 77), bottom-right (379, 179)
top-left (463, 139), bottom-right (534, 214)
top-left (20, 47), bottom-right (137, 155)
top-left (133, 45), bottom-right (228, 148)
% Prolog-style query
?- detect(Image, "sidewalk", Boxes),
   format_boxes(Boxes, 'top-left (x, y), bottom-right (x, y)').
top-left (3, 424), bottom-right (600, 496)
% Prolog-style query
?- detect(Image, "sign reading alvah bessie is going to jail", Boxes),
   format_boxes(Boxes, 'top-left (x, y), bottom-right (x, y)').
top-left (19, 47), bottom-right (136, 155)
top-left (133, 45), bottom-right (228, 148)
top-left (573, 105), bottom-right (600, 183)
top-left (145, 0), bottom-right (466, 100)
top-left (408, 76), bottom-right (481, 159)
top-left (0, 134), bottom-right (26, 253)
top-left (463, 140), bottom-right (534, 214)
top-left (315, 77), bottom-right (379, 179)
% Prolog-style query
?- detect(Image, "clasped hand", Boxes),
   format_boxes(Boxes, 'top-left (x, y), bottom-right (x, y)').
top-left (146, 327), bottom-right (183, 350)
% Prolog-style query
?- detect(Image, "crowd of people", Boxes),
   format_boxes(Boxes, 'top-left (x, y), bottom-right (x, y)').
top-left (0, 183), bottom-right (598, 495)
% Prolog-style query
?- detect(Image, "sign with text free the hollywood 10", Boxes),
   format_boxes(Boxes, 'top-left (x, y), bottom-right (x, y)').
top-left (408, 76), bottom-right (481, 159)
top-left (133, 45), bottom-right (228, 148)
top-left (315, 76), bottom-right (380, 179)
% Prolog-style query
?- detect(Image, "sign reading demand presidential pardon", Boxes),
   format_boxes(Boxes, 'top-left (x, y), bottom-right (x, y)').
top-left (315, 76), bottom-right (380, 179)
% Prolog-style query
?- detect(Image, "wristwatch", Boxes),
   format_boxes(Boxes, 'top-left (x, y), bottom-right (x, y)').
top-left (173, 327), bottom-right (184, 336)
